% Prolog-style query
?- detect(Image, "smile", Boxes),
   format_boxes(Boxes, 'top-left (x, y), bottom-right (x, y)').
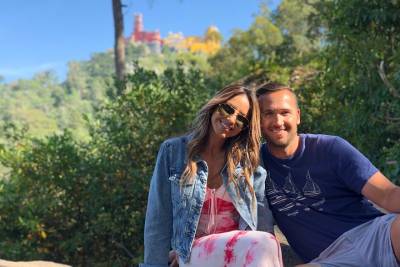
top-left (271, 128), bottom-right (285, 133)
top-left (220, 120), bottom-right (233, 130)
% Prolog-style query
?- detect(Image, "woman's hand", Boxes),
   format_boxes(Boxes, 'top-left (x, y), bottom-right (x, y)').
top-left (169, 250), bottom-right (179, 267)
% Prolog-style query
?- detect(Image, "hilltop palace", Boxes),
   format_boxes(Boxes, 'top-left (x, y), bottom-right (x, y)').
top-left (126, 13), bottom-right (221, 55)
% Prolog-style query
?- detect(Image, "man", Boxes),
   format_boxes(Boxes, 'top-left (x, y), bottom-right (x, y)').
top-left (257, 82), bottom-right (400, 266)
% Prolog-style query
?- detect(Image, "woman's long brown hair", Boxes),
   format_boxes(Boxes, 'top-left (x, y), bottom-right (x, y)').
top-left (181, 84), bottom-right (261, 207)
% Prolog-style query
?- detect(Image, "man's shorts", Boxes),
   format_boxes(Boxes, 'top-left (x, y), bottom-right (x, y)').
top-left (310, 213), bottom-right (399, 267)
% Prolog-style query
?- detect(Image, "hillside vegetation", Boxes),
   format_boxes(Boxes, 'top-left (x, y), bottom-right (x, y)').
top-left (0, 0), bottom-right (399, 265)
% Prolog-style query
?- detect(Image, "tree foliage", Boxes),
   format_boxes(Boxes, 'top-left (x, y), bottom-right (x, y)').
top-left (209, 4), bottom-right (284, 85)
top-left (0, 71), bottom-right (91, 141)
top-left (0, 42), bottom-right (211, 143)
top-left (0, 64), bottom-right (212, 266)
top-left (0, 1), bottom-right (399, 265)
top-left (300, 0), bottom-right (400, 181)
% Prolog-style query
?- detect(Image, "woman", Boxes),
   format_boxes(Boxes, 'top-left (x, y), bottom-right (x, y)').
top-left (139, 84), bottom-right (282, 267)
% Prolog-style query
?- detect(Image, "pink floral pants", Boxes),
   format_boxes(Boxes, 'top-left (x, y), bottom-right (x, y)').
top-left (179, 230), bottom-right (283, 267)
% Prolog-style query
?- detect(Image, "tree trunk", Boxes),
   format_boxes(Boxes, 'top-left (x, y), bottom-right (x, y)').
top-left (112, 0), bottom-right (126, 82)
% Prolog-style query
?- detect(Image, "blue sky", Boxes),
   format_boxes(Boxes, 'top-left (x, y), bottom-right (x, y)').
top-left (0, 0), bottom-right (280, 83)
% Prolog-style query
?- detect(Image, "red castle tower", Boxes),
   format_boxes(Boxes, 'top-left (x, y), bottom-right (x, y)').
top-left (134, 13), bottom-right (143, 36)
top-left (128, 13), bottom-right (162, 46)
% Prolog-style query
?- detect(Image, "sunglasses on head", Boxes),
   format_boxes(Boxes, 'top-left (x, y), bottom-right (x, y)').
top-left (217, 103), bottom-right (249, 129)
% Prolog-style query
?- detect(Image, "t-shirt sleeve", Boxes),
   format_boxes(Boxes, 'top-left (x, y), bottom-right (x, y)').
top-left (330, 136), bottom-right (378, 193)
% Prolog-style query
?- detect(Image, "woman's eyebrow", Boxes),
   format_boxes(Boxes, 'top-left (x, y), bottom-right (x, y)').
top-left (233, 104), bottom-right (247, 116)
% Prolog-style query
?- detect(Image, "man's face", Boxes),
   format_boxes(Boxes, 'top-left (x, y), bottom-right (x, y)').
top-left (258, 89), bottom-right (300, 153)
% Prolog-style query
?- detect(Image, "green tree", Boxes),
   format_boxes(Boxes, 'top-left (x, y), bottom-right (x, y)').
top-left (0, 63), bottom-right (213, 266)
top-left (210, 5), bottom-right (284, 85)
top-left (299, 0), bottom-right (400, 182)
top-left (273, 0), bottom-right (323, 68)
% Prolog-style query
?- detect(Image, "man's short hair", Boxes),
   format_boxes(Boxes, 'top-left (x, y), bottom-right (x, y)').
top-left (255, 82), bottom-right (299, 107)
top-left (255, 82), bottom-right (292, 97)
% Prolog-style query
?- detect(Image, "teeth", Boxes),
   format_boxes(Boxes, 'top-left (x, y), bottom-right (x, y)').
top-left (221, 120), bottom-right (232, 130)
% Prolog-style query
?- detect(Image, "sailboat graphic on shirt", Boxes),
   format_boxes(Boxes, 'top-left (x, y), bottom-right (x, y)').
top-left (283, 173), bottom-right (306, 201)
top-left (265, 171), bottom-right (287, 205)
top-left (301, 170), bottom-right (325, 210)
top-left (265, 169), bottom-right (325, 216)
top-left (303, 170), bottom-right (321, 197)
top-left (265, 171), bottom-right (281, 194)
top-left (283, 172), bottom-right (298, 194)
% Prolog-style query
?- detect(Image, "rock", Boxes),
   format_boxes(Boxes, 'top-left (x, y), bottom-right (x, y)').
top-left (0, 260), bottom-right (70, 267)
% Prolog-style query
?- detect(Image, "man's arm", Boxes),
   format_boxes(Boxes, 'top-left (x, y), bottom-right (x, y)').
top-left (361, 171), bottom-right (400, 213)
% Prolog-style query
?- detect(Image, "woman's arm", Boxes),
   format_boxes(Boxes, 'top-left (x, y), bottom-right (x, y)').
top-left (140, 142), bottom-right (173, 267)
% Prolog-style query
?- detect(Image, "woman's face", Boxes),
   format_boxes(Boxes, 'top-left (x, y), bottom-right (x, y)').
top-left (210, 93), bottom-right (250, 140)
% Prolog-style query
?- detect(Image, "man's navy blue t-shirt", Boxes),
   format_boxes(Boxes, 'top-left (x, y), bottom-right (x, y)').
top-left (261, 134), bottom-right (384, 262)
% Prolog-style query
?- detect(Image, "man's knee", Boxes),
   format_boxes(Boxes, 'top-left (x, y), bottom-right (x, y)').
top-left (390, 215), bottom-right (400, 262)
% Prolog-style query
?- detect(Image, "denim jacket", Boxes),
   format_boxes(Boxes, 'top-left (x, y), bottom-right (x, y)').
top-left (139, 135), bottom-right (273, 267)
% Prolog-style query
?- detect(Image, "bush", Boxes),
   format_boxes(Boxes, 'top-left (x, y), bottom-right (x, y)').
top-left (0, 64), bottom-right (213, 266)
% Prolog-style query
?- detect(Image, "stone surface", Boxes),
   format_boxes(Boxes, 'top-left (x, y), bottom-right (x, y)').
top-left (0, 227), bottom-right (300, 267)
top-left (0, 260), bottom-right (70, 267)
